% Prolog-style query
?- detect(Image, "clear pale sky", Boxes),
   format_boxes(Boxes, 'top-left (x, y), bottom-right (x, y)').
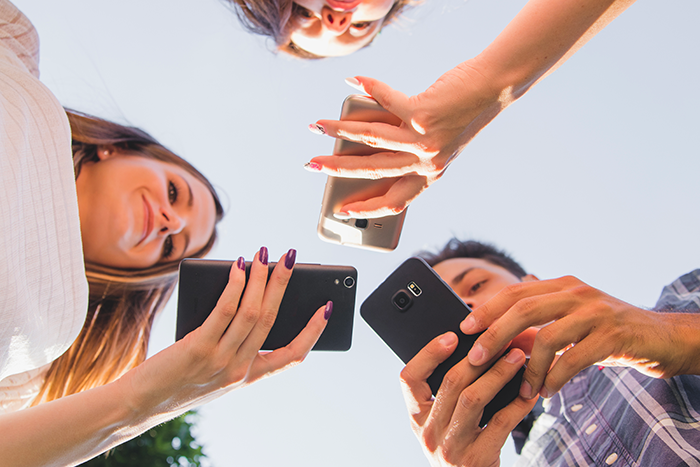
top-left (15, 0), bottom-right (700, 465)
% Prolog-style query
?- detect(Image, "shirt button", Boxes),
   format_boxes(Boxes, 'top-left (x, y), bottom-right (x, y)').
top-left (571, 404), bottom-right (583, 412)
top-left (585, 423), bottom-right (598, 435)
top-left (605, 453), bottom-right (618, 464)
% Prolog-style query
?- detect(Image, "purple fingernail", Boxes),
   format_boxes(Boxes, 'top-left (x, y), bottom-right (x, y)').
top-left (237, 256), bottom-right (245, 271)
top-left (304, 162), bottom-right (322, 172)
top-left (308, 123), bottom-right (325, 135)
top-left (259, 246), bottom-right (268, 265)
top-left (284, 248), bottom-right (297, 269)
top-left (324, 301), bottom-right (333, 320)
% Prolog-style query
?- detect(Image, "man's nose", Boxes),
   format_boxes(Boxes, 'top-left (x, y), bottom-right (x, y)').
top-left (321, 6), bottom-right (352, 34)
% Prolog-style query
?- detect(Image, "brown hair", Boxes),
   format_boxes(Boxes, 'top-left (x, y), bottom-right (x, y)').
top-left (227, 0), bottom-right (415, 59)
top-left (31, 110), bottom-right (225, 405)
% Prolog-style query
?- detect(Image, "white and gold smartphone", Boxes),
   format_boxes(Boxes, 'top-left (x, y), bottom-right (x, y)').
top-left (317, 95), bottom-right (407, 252)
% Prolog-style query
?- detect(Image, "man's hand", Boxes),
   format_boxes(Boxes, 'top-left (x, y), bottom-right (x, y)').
top-left (401, 332), bottom-right (537, 467)
top-left (461, 276), bottom-right (699, 400)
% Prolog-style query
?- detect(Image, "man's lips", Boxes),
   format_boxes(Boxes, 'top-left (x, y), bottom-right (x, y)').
top-left (138, 196), bottom-right (154, 246)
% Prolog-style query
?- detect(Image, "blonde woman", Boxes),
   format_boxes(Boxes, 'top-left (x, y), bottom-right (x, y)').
top-left (0, 2), bottom-right (329, 465)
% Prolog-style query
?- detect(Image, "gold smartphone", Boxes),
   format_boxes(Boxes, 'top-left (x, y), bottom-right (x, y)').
top-left (317, 95), bottom-right (407, 252)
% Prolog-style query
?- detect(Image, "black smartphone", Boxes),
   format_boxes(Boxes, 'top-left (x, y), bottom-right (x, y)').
top-left (360, 257), bottom-right (525, 426)
top-left (317, 95), bottom-right (407, 252)
top-left (176, 259), bottom-right (357, 351)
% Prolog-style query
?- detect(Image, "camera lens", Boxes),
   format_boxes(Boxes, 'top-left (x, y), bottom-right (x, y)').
top-left (354, 219), bottom-right (368, 229)
top-left (392, 290), bottom-right (413, 311)
top-left (343, 276), bottom-right (355, 288)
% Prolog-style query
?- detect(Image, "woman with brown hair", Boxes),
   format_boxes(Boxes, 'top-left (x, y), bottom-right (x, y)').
top-left (229, 0), bottom-right (414, 58)
top-left (0, 2), bottom-right (330, 465)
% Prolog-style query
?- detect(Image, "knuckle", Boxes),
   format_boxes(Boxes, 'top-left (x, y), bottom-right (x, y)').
top-left (258, 309), bottom-right (277, 330)
top-left (458, 387), bottom-right (483, 410)
top-left (441, 367), bottom-right (464, 391)
top-left (359, 131), bottom-right (381, 147)
top-left (239, 306), bottom-right (260, 325)
top-left (219, 302), bottom-right (238, 320)
top-left (487, 409), bottom-right (511, 430)
top-left (534, 326), bottom-right (558, 352)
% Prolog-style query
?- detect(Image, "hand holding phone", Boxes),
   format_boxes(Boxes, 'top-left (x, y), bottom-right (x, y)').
top-left (316, 95), bottom-right (406, 252)
top-left (361, 257), bottom-right (525, 426)
top-left (177, 259), bottom-right (357, 351)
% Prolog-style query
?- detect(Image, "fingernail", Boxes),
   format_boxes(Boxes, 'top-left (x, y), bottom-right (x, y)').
top-left (308, 123), bottom-right (325, 135)
top-left (333, 211), bottom-right (351, 220)
top-left (344, 77), bottom-right (363, 91)
top-left (304, 162), bottom-right (322, 172)
top-left (259, 246), bottom-right (268, 265)
top-left (284, 248), bottom-right (297, 269)
top-left (505, 349), bottom-right (522, 364)
top-left (468, 342), bottom-right (486, 365)
top-left (237, 256), bottom-right (245, 271)
top-left (520, 380), bottom-right (533, 399)
top-left (440, 333), bottom-right (457, 347)
top-left (324, 300), bottom-right (334, 320)
top-left (540, 386), bottom-right (551, 399)
top-left (462, 315), bottom-right (476, 333)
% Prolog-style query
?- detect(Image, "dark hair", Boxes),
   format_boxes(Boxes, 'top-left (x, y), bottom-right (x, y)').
top-left (417, 239), bottom-right (528, 279)
top-left (227, 0), bottom-right (415, 59)
top-left (32, 110), bottom-right (225, 406)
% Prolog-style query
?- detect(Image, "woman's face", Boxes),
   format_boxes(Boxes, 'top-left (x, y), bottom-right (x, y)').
top-left (290, 0), bottom-right (396, 57)
top-left (76, 150), bottom-right (217, 269)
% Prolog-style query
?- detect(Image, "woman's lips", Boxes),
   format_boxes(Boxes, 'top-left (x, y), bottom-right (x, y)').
top-left (326, 0), bottom-right (361, 11)
top-left (138, 196), bottom-right (154, 246)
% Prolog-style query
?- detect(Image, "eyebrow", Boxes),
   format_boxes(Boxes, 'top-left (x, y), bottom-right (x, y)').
top-left (181, 232), bottom-right (191, 260)
top-left (451, 267), bottom-right (476, 286)
top-left (184, 177), bottom-right (194, 208)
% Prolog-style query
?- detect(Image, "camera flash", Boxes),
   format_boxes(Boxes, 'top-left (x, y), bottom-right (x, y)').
top-left (407, 281), bottom-right (422, 297)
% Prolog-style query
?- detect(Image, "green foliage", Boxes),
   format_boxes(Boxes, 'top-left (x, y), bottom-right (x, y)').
top-left (80, 411), bottom-right (207, 467)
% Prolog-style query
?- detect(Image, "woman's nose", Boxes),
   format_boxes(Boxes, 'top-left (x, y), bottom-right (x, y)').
top-left (158, 208), bottom-right (184, 235)
top-left (321, 6), bottom-right (352, 34)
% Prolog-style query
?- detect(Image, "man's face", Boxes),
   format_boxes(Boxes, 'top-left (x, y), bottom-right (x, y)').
top-left (433, 258), bottom-right (535, 309)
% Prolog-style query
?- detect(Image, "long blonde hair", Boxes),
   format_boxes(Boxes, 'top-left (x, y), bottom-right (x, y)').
top-left (31, 110), bottom-right (224, 405)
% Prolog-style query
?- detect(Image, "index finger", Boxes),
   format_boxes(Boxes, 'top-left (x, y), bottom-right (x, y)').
top-left (314, 119), bottom-right (418, 155)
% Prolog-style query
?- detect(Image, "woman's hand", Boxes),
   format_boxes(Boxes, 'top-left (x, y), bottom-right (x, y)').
top-left (125, 246), bottom-right (331, 418)
top-left (401, 333), bottom-right (537, 467)
top-left (307, 62), bottom-right (505, 219)
top-left (461, 276), bottom-right (699, 400)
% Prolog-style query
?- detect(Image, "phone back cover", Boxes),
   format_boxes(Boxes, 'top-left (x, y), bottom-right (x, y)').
top-left (177, 259), bottom-right (356, 351)
top-left (361, 257), bottom-right (523, 426)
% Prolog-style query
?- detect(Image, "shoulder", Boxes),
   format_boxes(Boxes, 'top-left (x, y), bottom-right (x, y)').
top-left (654, 269), bottom-right (700, 313)
top-left (0, 0), bottom-right (40, 78)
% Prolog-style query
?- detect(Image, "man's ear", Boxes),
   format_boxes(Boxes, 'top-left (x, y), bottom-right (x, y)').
top-left (97, 145), bottom-right (118, 161)
top-left (522, 274), bottom-right (539, 282)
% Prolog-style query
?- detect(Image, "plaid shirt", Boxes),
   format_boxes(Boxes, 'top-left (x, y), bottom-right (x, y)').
top-left (514, 270), bottom-right (700, 467)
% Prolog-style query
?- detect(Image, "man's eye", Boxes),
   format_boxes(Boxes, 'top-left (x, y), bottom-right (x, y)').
top-left (168, 181), bottom-right (178, 204)
top-left (162, 236), bottom-right (174, 260)
top-left (470, 280), bottom-right (486, 294)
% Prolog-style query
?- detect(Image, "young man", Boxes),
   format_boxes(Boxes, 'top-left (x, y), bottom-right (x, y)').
top-left (400, 239), bottom-right (700, 466)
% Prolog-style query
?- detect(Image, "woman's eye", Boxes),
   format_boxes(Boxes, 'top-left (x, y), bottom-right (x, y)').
top-left (293, 4), bottom-right (314, 19)
top-left (162, 236), bottom-right (174, 260)
top-left (168, 181), bottom-right (178, 204)
top-left (351, 21), bottom-right (371, 30)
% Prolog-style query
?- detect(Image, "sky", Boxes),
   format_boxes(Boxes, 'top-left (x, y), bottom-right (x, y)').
top-left (14, 0), bottom-right (700, 466)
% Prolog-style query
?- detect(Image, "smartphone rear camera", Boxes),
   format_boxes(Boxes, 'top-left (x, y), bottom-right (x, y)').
top-left (392, 290), bottom-right (413, 311)
top-left (343, 276), bottom-right (355, 289)
top-left (354, 219), bottom-right (368, 230)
